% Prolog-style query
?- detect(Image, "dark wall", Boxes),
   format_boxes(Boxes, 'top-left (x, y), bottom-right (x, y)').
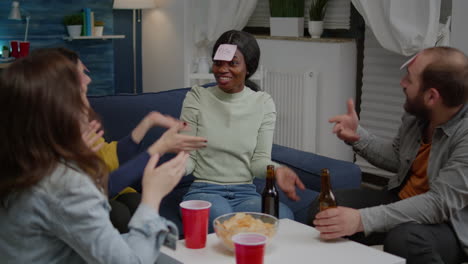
top-left (0, 0), bottom-right (138, 96)
top-left (113, 9), bottom-right (143, 94)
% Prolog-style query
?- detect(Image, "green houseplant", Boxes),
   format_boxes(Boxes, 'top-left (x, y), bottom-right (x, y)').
top-left (63, 14), bottom-right (83, 38)
top-left (269, 0), bottom-right (306, 37)
top-left (309, 0), bottom-right (328, 21)
top-left (308, 0), bottom-right (329, 38)
top-left (269, 0), bottom-right (305, 17)
top-left (2, 45), bottom-right (9, 58)
top-left (63, 14), bottom-right (83, 26)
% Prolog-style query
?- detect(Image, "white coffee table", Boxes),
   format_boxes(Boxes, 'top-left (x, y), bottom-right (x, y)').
top-left (161, 219), bottom-right (405, 264)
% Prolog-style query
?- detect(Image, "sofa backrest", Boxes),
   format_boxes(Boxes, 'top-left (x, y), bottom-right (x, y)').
top-left (88, 88), bottom-right (190, 151)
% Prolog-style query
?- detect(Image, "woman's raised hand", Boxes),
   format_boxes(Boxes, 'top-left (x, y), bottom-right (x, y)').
top-left (147, 123), bottom-right (207, 155)
top-left (141, 152), bottom-right (189, 211)
top-left (131, 111), bottom-right (190, 144)
top-left (328, 99), bottom-right (360, 143)
top-left (81, 120), bottom-right (105, 152)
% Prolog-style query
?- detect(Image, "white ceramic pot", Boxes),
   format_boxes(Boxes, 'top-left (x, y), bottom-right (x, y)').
top-left (2, 49), bottom-right (10, 58)
top-left (67, 25), bottom-right (82, 37)
top-left (308, 21), bottom-right (324, 38)
top-left (94, 26), bottom-right (104, 37)
top-left (270, 17), bottom-right (304, 37)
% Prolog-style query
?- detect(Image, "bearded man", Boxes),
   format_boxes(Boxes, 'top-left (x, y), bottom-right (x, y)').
top-left (308, 46), bottom-right (468, 264)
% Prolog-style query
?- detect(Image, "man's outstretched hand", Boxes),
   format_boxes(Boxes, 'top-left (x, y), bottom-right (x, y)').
top-left (329, 99), bottom-right (360, 143)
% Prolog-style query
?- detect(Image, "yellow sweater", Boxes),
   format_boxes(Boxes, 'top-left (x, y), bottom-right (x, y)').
top-left (94, 137), bottom-right (136, 197)
top-left (95, 137), bottom-right (119, 172)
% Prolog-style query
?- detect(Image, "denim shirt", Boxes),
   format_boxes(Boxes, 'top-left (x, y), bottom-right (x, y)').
top-left (0, 163), bottom-right (178, 263)
top-left (352, 104), bottom-right (468, 255)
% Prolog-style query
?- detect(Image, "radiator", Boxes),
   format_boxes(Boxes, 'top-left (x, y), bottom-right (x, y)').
top-left (263, 70), bottom-right (318, 153)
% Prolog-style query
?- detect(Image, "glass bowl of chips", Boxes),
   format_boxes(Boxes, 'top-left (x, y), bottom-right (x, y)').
top-left (213, 212), bottom-right (279, 251)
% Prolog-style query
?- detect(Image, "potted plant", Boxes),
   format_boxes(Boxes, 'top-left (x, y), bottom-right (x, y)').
top-left (269, 0), bottom-right (305, 37)
top-left (308, 0), bottom-right (328, 38)
top-left (94, 21), bottom-right (104, 36)
top-left (2, 45), bottom-right (9, 58)
top-left (63, 14), bottom-right (83, 37)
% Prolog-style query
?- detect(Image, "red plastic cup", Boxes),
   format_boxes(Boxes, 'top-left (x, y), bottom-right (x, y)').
top-left (180, 200), bottom-right (211, 249)
top-left (19, 41), bottom-right (30, 58)
top-left (10, 41), bottom-right (19, 58)
top-left (232, 233), bottom-right (268, 264)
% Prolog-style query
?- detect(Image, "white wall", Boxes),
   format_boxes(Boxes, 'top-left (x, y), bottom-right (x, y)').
top-left (258, 39), bottom-right (356, 162)
top-left (452, 0), bottom-right (468, 55)
top-left (141, 0), bottom-right (188, 92)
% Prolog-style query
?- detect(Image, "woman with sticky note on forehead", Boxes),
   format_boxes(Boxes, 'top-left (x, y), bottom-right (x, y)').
top-left (180, 30), bottom-right (317, 231)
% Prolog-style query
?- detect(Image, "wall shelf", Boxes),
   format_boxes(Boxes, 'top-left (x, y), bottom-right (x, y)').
top-left (63, 35), bottom-right (125, 41)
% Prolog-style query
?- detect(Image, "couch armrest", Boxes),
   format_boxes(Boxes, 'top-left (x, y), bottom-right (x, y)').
top-left (272, 144), bottom-right (361, 192)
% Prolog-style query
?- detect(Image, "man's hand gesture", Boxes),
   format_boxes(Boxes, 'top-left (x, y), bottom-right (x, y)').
top-left (329, 99), bottom-right (360, 142)
top-left (275, 167), bottom-right (305, 201)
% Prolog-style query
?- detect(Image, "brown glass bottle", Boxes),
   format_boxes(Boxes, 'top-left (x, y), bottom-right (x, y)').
top-left (319, 168), bottom-right (337, 211)
top-left (262, 165), bottom-right (279, 218)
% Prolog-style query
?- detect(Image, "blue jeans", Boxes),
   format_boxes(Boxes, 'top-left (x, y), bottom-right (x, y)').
top-left (183, 182), bottom-right (294, 233)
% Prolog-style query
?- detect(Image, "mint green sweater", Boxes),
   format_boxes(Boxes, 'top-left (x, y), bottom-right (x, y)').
top-left (180, 85), bottom-right (279, 184)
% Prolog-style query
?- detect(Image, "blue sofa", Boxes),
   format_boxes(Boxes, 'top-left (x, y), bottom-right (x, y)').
top-left (89, 87), bottom-right (361, 235)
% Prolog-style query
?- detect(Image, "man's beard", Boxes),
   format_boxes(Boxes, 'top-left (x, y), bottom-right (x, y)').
top-left (404, 93), bottom-right (429, 120)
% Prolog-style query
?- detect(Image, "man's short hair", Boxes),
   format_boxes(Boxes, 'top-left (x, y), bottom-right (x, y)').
top-left (421, 47), bottom-right (468, 107)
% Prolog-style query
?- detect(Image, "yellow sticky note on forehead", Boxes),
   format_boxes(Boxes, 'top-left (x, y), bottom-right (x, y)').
top-left (213, 44), bottom-right (237, 61)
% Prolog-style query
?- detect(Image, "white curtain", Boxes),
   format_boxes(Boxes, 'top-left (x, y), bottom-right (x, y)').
top-left (191, 0), bottom-right (257, 62)
top-left (351, 0), bottom-right (448, 56)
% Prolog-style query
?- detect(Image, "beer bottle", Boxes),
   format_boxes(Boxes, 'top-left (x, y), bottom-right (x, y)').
top-left (319, 168), bottom-right (337, 211)
top-left (262, 165), bottom-right (279, 217)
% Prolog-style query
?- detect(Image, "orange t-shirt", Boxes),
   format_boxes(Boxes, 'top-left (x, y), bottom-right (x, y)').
top-left (398, 142), bottom-right (431, 199)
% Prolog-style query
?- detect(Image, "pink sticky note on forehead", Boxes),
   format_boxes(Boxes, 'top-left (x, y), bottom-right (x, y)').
top-left (213, 44), bottom-right (237, 61)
